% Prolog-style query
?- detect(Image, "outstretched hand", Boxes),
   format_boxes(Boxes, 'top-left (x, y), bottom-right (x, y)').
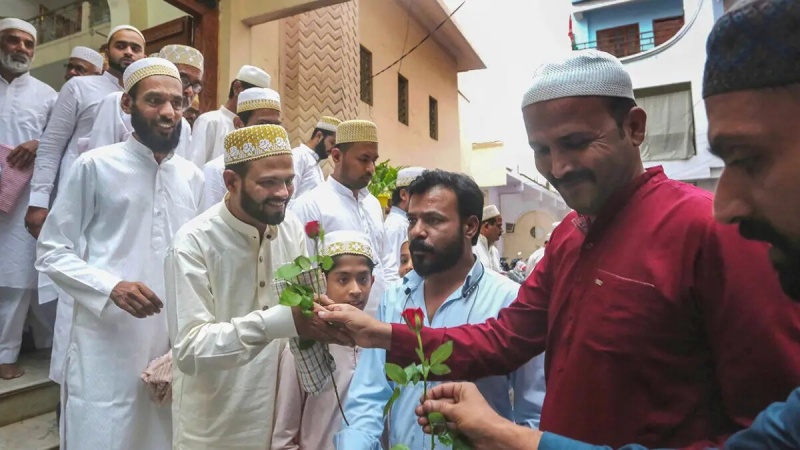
top-left (318, 303), bottom-right (393, 349)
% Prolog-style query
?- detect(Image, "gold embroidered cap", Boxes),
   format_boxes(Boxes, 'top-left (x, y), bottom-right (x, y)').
top-left (315, 116), bottom-right (342, 133)
top-left (237, 87), bottom-right (281, 113)
top-left (396, 166), bottom-right (426, 188)
top-left (70, 46), bottom-right (104, 69)
top-left (336, 120), bottom-right (378, 145)
top-left (158, 44), bottom-right (204, 72)
top-left (122, 57), bottom-right (180, 94)
top-left (483, 204), bottom-right (500, 221)
top-left (107, 24), bottom-right (145, 46)
top-left (0, 18), bottom-right (37, 43)
top-left (236, 65), bottom-right (271, 88)
top-left (321, 230), bottom-right (375, 263)
top-left (224, 124), bottom-right (292, 165)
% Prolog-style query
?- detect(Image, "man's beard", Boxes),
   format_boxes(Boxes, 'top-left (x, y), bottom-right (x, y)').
top-left (739, 219), bottom-right (800, 300)
top-left (130, 104), bottom-right (182, 154)
top-left (314, 139), bottom-right (329, 160)
top-left (240, 187), bottom-right (287, 226)
top-left (108, 56), bottom-right (132, 74)
top-left (0, 49), bottom-right (31, 74)
top-left (409, 229), bottom-right (465, 277)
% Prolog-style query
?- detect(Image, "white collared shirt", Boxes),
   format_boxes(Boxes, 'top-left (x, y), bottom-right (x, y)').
top-left (188, 105), bottom-right (236, 168)
top-left (290, 143), bottom-right (324, 201)
top-left (474, 234), bottom-right (503, 273)
top-left (384, 206), bottom-right (409, 278)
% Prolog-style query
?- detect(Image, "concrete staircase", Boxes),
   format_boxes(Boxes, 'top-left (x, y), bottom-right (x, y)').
top-left (0, 352), bottom-right (60, 450)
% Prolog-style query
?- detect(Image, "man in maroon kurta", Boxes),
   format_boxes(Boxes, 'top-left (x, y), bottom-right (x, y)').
top-left (321, 50), bottom-right (800, 449)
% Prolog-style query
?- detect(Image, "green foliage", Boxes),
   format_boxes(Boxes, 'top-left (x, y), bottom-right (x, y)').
top-left (383, 386), bottom-right (401, 417)
top-left (430, 340), bottom-right (453, 366)
top-left (368, 160), bottom-right (406, 198)
top-left (385, 363), bottom-right (408, 385)
top-left (320, 255), bottom-right (334, 271)
top-left (430, 363), bottom-right (451, 376)
top-left (390, 445), bottom-right (410, 450)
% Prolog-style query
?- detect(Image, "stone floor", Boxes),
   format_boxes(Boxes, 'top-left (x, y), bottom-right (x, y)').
top-left (0, 351), bottom-right (59, 450)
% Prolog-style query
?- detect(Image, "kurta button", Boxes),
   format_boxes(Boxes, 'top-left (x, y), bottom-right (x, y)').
top-left (259, 281), bottom-right (266, 287)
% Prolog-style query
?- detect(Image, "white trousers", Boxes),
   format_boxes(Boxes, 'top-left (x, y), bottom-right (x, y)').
top-left (0, 287), bottom-right (56, 363)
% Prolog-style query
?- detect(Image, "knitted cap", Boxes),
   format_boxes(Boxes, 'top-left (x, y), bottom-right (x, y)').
top-left (70, 46), bottom-right (104, 69)
top-left (122, 57), bottom-right (180, 93)
top-left (158, 44), bottom-right (204, 72)
top-left (337, 120), bottom-right (378, 144)
top-left (224, 125), bottom-right (292, 165)
top-left (0, 18), bottom-right (37, 42)
top-left (237, 87), bottom-right (281, 113)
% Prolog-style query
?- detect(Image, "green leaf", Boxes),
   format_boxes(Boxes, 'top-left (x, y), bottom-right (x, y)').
top-left (275, 263), bottom-right (302, 280)
top-left (296, 255), bottom-right (312, 271)
top-left (430, 363), bottom-right (451, 376)
top-left (383, 386), bottom-right (401, 417)
top-left (437, 431), bottom-right (454, 446)
top-left (430, 340), bottom-right (453, 366)
top-left (428, 411), bottom-right (446, 424)
top-left (301, 310), bottom-right (313, 318)
top-left (415, 347), bottom-right (425, 363)
top-left (279, 287), bottom-right (303, 306)
top-left (320, 255), bottom-right (334, 271)
top-left (390, 445), bottom-right (410, 450)
top-left (403, 363), bottom-right (418, 383)
top-left (299, 296), bottom-right (314, 311)
top-left (452, 434), bottom-right (473, 450)
top-left (411, 370), bottom-right (421, 384)
top-left (385, 363), bottom-right (408, 385)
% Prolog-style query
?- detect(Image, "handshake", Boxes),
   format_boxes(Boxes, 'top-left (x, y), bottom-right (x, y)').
top-left (290, 294), bottom-right (392, 349)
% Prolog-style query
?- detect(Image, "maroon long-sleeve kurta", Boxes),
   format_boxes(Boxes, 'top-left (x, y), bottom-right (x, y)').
top-left (388, 167), bottom-right (800, 449)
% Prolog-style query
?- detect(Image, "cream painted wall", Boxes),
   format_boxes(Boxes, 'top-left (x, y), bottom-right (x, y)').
top-left (218, 0), bottom-right (255, 105)
top-left (128, 0), bottom-right (185, 30)
top-left (503, 209), bottom-right (558, 260)
top-left (358, 0), bottom-right (462, 172)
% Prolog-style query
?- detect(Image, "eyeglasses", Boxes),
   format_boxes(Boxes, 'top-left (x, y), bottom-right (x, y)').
top-left (180, 75), bottom-right (203, 94)
top-left (64, 63), bottom-right (88, 74)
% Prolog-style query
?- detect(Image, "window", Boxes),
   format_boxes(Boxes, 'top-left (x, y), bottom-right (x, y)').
top-left (653, 16), bottom-right (685, 46)
top-left (636, 83), bottom-right (696, 161)
top-left (398, 74), bottom-right (409, 125)
top-left (360, 46), bottom-right (373, 105)
top-left (596, 23), bottom-right (640, 58)
top-left (428, 96), bottom-right (438, 140)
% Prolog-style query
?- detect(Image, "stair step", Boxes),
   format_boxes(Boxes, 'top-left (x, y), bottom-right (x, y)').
top-left (0, 411), bottom-right (59, 450)
top-left (0, 352), bottom-right (59, 428)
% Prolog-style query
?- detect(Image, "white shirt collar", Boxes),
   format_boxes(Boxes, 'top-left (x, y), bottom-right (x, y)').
top-left (126, 134), bottom-right (174, 164)
top-left (327, 175), bottom-right (370, 203)
top-left (219, 199), bottom-right (279, 242)
top-left (300, 144), bottom-right (320, 162)
top-left (101, 70), bottom-right (122, 88)
top-left (220, 105), bottom-right (236, 120)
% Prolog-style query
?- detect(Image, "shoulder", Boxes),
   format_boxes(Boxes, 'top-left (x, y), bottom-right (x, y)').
top-left (28, 76), bottom-right (57, 96)
top-left (169, 154), bottom-right (204, 179)
top-left (171, 206), bottom-right (223, 251)
top-left (194, 110), bottom-right (220, 126)
top-left (482, 269), bottom-right (522, 300)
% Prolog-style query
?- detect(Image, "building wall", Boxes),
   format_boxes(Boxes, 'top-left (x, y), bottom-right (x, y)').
top-left (574, 0), bottom-right (685, 46)
top-left (358, 0), bottom-right (462, 172)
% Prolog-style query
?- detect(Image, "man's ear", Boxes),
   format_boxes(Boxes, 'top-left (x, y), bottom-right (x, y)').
top-left (466, 216), bottom-right (481, 242)
top-left (330, 147), bottom-right (343, 165)
top-left (121, 92), bottom-right (133, 115)
top-left (223, 169), bottom-right (239, 194)
top-left (233, 116), bottom-right (244, 129)
top-left (232, 80), bottom-right (244, 97)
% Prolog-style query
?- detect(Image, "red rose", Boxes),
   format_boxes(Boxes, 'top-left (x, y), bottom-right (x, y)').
top-left (304, 221), bottom-right (321, 239)
top-left (401, 307), bottom-right (424, 332)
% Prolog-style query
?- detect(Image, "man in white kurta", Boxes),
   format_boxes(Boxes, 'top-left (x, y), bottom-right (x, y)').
top-left (0, 18), bottom-right (58, 380)
top-left (166, 124), bottom-right (349, 449)
top-left (290, 120), bottom-right (399, 317)
top-left (474, 204), bottom-right (504, 273)
top-left (36, 58), bottom-right (203, 450)
top-left (384, 166), bottom-right (425, 277)
top-left (202, 87), bottom-right (283, 210)
top-left (188, 65), bottom-right (271, 168)
top-left (290, 115), bottom-right (340, 203)
top-left (63, 46), bottom-right (103, 81)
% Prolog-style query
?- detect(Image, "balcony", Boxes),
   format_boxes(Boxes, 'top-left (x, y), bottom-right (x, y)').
top-left (26, 0), bottom-right (110, 45)
top-left (574, 16), bottom-right (684, 58)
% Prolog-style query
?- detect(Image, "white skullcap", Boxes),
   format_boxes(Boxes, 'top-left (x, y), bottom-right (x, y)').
top-left (0, 18), bottom-right (37, 42)
top-left (70, 46), bottom-right (104, 69)
top-left (107, 25), bottom-right (145, 45)
top-left (158, 44), bottom-right (204, 72)
top-left (236, 65), bottom-right (271, 88)
top-left (315, 116), bottom-right (342, 133)
top-left (237, 87), bottom-right (281, 113)
top-left (483, 204), bottom-right (500, 221)
top-left (321, 230), bottom-right (375, 263)
top-left (396, 167), bottom-right (426, 188)
top-left (122, 57), bottom-right (180, 93)
top-left (521, 50), bottom-right (634, 108)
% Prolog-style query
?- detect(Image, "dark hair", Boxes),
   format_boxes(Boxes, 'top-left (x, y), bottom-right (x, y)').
top-left (604, 97), bottom-right (637, 129)
top-left (482, 217), bottom-right (500, 226)
top-left (335, 142), bottom-right (354, 153)
top-left (322, 254), bottom-right (376, 276)
top-left (229, 80), bottom-right (257, 99)
top-left (391, 187), bottom-right (404, 207)
top-left (238, 110), bottom-right (254, 125)
top-left (310, 128), bottom-right (334, 141)
top-left (128, 83), bottom-right (140, 99)
top-left (225, 160), bottom-right (250, 178)
top-left (407, 170), bottom-right (484, 245)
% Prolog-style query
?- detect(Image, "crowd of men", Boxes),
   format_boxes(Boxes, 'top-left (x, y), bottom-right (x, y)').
top-left (1, 0), bottom-right (799, 448)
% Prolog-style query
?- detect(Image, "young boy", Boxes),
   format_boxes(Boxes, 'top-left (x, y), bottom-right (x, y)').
top-left (272, 230), bottom-right (375, 450)
top-left (398, 238), bottom-right (413, 278)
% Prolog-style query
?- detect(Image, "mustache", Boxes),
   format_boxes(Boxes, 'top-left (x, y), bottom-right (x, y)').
top-left (551, 169), bottom-right (596, 187)
top-left (738, 220), bottom-right (793, 249)
top-left (409, 239), bottom-right (434, 253)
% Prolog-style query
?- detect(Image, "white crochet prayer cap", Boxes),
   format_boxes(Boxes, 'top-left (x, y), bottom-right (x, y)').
top-left (0, 18), bottom-right (37, 42)
top-left (396, 167), bottom-right (426, 188)
top-left (321, 230), bottom-right (375, 263)
top-left (237, 87), bottom-right (281, 113)
top-left (483, 204), bottom-right (500, 221)
top-left (521, 50), bottom-right (634, 108)
top-left (236, 65), bottom-right (271, 88)
top-left (107, 25), bottom-right (145, 45)
top-left (122, 57), bottom-right (180, 94)
top-left (158, 44), bottom-right (204, 71)
top-left (315, 116), bottom-right (342, 133)
top-left (70, 46), bottom-right (104, 69)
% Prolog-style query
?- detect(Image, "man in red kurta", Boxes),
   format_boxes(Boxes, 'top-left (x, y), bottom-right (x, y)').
top-left (321, 50), bottom-right (800, 449)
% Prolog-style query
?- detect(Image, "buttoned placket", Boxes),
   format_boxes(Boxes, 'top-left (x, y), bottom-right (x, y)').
top-left (0, 75), bottom-right (23, 124)
top-left (256, 228), bottom-right (275, 310)
top-left (151, 165), bottom-right (169, 250)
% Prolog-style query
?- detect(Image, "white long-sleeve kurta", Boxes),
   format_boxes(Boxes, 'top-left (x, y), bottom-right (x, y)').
top-left (474, 234), bottom-right (502, 273)
top-left (290, 144), bottom-right (324, 201)
top-left (272, 344), bottom-right (360, 450)
top-left (187, 105), bottom-right (236, 168)
top-left (28, 71), bottom-right (121, 208)
top-left (383, 206), bottom-right (409, 278)
top-left (165, 203), bottom-right (306, 450)
top-left (87, 91), bottom-right (192, 156)
top-left (289, 177), bottom-right (399, 317)
top-left (0, 73), bottom-right (56, 289)
top-left (201, 154), bottom-right (226, 211)
top-left (35, 136), bottom-right (204, 450)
